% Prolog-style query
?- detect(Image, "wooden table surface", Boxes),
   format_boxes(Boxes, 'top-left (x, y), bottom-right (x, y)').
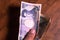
top-left (0, 0), bottom-right (60, 40)
top-left (41, 1), bottom-right (60, 40)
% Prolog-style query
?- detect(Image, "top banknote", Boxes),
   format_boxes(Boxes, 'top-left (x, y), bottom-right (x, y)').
top-left (19, 1), bottom-right (42, 40)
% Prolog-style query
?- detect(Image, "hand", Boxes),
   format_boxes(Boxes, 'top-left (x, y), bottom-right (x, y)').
top-left (24, 29), bottom-right (36, 40)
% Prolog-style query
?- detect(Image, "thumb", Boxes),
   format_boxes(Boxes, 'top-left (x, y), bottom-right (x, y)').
top-left (24, 29), bottom-right (36, 40)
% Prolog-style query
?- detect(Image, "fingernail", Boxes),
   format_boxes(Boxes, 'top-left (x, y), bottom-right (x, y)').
top-left (30, 29), bottom-right (35, 34)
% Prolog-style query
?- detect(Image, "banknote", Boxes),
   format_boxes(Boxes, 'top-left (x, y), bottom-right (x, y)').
top-left (18, 1), bottom-right (42, 40)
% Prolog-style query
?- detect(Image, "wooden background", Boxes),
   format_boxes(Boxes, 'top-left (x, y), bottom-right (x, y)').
top-left (0, 0), bottom-right (60, 40)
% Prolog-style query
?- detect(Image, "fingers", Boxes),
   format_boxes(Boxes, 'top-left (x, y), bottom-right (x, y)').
top-left (24, 29), bottom-right (36, 40)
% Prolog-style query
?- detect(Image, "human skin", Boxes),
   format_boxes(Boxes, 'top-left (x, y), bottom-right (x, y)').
top-left (24, 29), bottom-right (36, 40)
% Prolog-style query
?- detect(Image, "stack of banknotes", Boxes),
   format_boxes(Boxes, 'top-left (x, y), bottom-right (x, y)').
top-left (18, 1), bottom-right (42, 40)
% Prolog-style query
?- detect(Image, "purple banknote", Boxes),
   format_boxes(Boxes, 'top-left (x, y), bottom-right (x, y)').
top-left (18, 1), bottom-right (42, 40)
